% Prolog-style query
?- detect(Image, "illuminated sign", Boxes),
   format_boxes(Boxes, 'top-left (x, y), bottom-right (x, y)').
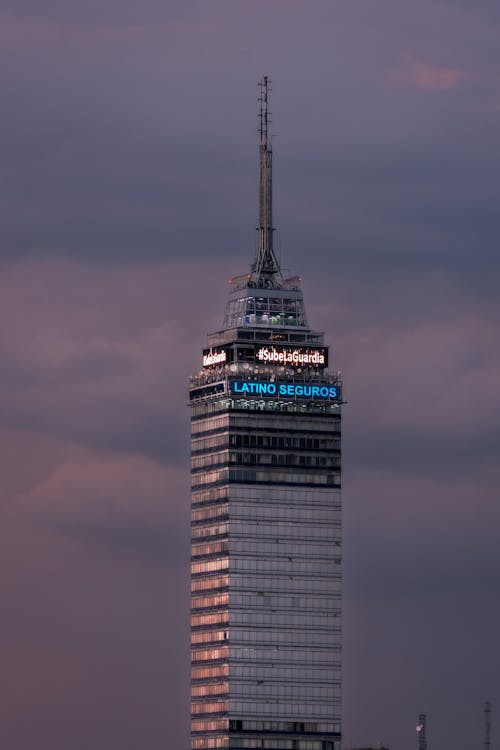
top-left (231, 380), bottom-right (340, 400)
top-left (202, 348), bottom-right (228, 367)
top-left (256, 346), bottom-right (327, 366)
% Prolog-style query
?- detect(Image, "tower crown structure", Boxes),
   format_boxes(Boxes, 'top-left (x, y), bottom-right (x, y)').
top-left (222, 76), bottom-right (309, 333)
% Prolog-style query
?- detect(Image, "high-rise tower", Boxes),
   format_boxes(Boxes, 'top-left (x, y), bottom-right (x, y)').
top-left (189, 76), bottom-right (342, 750)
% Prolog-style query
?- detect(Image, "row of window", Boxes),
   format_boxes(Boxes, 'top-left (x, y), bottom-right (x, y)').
top-left (192, 612), bottom-right (229, 628)
top-left (192, 593), bottom-right (229, 610)
top-left (192, 468), bottom-right (229, 488)
top-left (193, 453), bottom-right (341, 471)
top-left (192, 700), bottom-right (228, 715)
top-left (192, 486), bottom-right (228, 505)
top-left (192, 630), bottom-right (245, 646)
top-left (193, 669), bottom-right (340, 685)
top-left (227, 646), bottom-right (340, 661)
top-left (192, 451), bottom-right (228, 469)
top-left (229, 434), bottom-right (340, 451)
top-left (192, 738), bottom-right (228, 749)
top-left (192, 455), bottom-right (342, 474)
top-left (228, 666), bottom-right (341, 682)
top-left (226, 741), bottom-right (333, 750)
top-left (192, 452), bottom-right (341, 472)
top-left (229, 400), bottom-right (340, 416)
top-left (190, 397), bottom-right (341, 420)
top-left (192, 508), bottom-right (340, 528)
top-left (191, 668), bottom-right (340, 686)
top-left (191, 415), bottom-right (229, 436)
top-left (190, 400), bottom-right (231, 419)
top-left (191, 646), bottom-right (340, 665)
top-left (237, 702), bottom-right (339, 718)
top-left (192, 433), bottom-right (229, 453)
top-left (235, 453), bottom-right (340, 469)
top-left (191, 631), bottom-right (222, 643)
top-left (191, 540), bottom-right (341, 560)
top-left (227, 720), bottom-right (338, 734)
top-left (192, 504), bottom-right (229, 523)
top-left (228, 485), bottom-right (341, 501)
top-left (234, 470), bottom-right (340, 487)
top-left (192, 433), bottom-right (341, 456)
top-left (211, 575), bottom-right (341, 595)
top-left (192, 576), bottom-right (229, 594)
top-left (191, 576), bottom-right (340, 597)
top-left (191, 665), bottom-right (229, 680)
top-left (192, 541), bottom-right (228, 559)
top-left (192, 647), bottom-right (229, 663)
top-left (192, 468), bottom-right (341, 489)
top-left (240, 557), bottom-right (340, 574)
top-left (192, 738), bottom-right (337, 750)
top-left (192, 484), bottom-right (339, 507)
top-left (226, 501), bottom-right (341, 516)
top-left (192, 522), bottom-right (228, 540)
top-left (192, 682), bottom-right (228, 698)
top-left (191, 629), bottom-right (339, 648)
top-left (192, 558), bottom-right (340, 577)
top-left (226, 612), bottom-right (341, 628)
top-left (229, 416), bottom-right (340, 433)
top-left (224, 295), bottom-right (305, 318)
top-left (193, 700), bottom-right (339, 718)
top-left (192, 558), bottom-right (229, 575)
top-left (192, 523), bottom-right (340, 543)
top-left (192, 626), bottom-right (341, 644)
top-left (230, 521), bottom-right (340, 540)
top-left (191, 719), bottom-right (228, 733)
top-left (191, 398), bottom-right (342, 419)
top-left (192, 685), bottom-right (340, 702)
top-left (207, 540), bottom-right (340, 557)
top-left (191, 593), bottom-right (339, 612)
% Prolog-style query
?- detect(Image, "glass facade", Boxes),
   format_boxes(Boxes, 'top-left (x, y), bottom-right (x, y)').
top-left (190, 325), bottom-right (342, 750)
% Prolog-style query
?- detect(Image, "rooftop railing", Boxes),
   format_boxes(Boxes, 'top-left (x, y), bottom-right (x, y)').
top-left (228, 274), bottom-right (302, 293)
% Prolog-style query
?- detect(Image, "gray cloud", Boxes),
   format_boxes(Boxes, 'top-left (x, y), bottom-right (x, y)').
top-left (0, 1), bottom-right (499, 749)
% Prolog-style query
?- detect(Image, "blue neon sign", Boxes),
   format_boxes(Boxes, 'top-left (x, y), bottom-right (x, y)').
top-left (231, 380), bottom-right (340, 400)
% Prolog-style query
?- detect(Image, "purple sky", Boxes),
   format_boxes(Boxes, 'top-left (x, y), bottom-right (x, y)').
top-left (1, 2), bottom-right (499, 748)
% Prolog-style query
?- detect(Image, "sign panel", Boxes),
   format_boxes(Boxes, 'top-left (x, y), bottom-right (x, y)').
top-left (231, 379), bottom-right (340, 401)
top-left (256, 345), bottom-right (328, 367)
top-left (203, 344), bottom-right (328, 368)
top-left (202, 347), bottom-right (228, 367)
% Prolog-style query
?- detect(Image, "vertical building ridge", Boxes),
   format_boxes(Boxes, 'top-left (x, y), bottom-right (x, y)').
top-left (190, 78), bottom-right (342, 750)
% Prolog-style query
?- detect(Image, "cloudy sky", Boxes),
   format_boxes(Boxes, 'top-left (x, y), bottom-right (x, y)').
top-left (0, 1), bottom-right (499, 748)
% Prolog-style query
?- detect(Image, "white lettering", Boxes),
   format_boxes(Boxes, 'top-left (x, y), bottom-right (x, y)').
top-left (256, 346), bottom-right (325, 366)
top-left (203, 349), bottom-right (227, 366)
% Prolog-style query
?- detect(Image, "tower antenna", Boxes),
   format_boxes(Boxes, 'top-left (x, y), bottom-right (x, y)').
top-left (254, 75), bottom-right (280, 281)
top-left (485, 702), bottom-right (491, 750)
top-left (416, 714), bottom-right (427, 750)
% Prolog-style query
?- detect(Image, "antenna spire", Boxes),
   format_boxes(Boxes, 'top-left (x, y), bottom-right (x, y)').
top-left (484, 701), bottom-right (491, 750)
top-left (253, 75), bottom-right (280, 280)
top-left (416, 714), bottom-right (427, 750)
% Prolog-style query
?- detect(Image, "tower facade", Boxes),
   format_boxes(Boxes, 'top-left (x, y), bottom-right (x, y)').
top-left (190, 77), bottom-right (342, 750)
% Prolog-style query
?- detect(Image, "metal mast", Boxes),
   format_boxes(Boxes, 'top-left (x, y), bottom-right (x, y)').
top-left (253, 74), bottom-right (280, 281)
top-left (416, 714), bottom-right (427, 750)
top-left (485, 702), bottom-right (492, 750)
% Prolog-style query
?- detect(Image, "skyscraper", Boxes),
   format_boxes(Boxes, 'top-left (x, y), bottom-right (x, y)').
top-left (190, 77), bottom-right (342, 750)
